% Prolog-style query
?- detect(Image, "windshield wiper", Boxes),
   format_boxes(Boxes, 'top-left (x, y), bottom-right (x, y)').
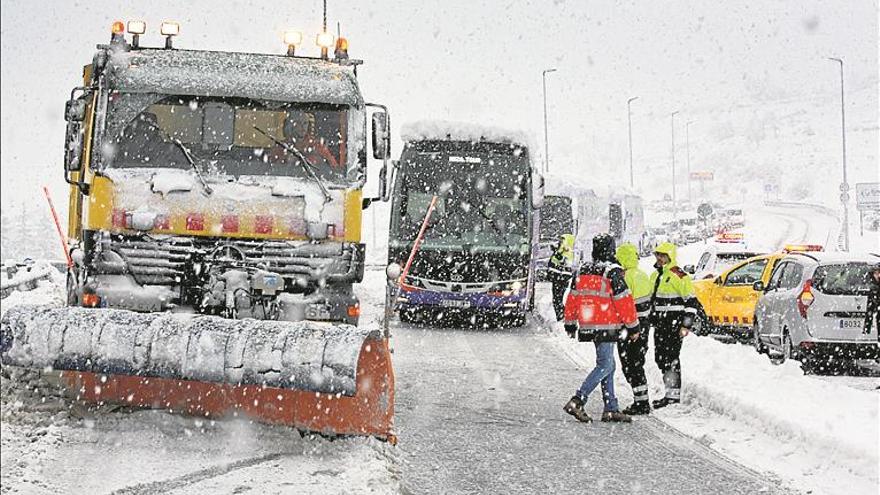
top-left (252, 126), bottom-right (332, 203)
top-left (141, 119), bottom-right (213, 195)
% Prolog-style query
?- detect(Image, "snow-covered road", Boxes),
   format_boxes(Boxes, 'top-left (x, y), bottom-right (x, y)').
top-left (1, 203), bottom-right (877, 494)
top-left (388, 305), bottom-right (784, 494)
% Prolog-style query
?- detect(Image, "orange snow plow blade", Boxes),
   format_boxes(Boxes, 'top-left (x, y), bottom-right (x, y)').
top-left (1, 305), bottom-right (395, 442)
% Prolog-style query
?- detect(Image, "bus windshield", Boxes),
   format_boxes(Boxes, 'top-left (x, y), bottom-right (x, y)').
top-left (102, 93), bottom-right (352, 182)
top-left (392, 140), bottom-right (531, 249)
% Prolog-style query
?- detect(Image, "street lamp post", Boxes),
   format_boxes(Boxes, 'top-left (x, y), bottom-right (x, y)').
top-left (828, 57), bottom-right (850, 251)
top-left (542, 68), bottom-right (557, 174)
top-left (627, 96), bottom-right (639, 189)
top-left (686, 120), bottom-right (695, 203)
top-left (671, 110), bottom-right (679, 222)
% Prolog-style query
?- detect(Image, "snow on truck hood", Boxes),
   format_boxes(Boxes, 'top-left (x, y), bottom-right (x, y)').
top-left (106, 49), bottom-right (363, 106)
top-left (103, 169), bottom-right (342, 225)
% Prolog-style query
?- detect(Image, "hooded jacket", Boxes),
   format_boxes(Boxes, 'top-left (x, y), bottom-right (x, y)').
top-left (649, 242), bottom-right (698, 327)
top-left (548, 234), bottom-right (576, 274)
top-left (564, 235), bottom-right (640, 341)
top-left (616, 243), bottom-right (652, 319)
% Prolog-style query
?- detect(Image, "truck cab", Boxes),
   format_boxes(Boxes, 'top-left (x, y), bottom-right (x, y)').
top-left (62, 22), bottom-right (391, 324)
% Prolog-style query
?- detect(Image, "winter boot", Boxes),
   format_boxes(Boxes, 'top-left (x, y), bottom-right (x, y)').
top-left (622, 401), bottom-right (651, 416)
top-left (563, 396), bottom-right (592, 423)
top-left (601, 411), bottom-right (633, 423)
top-left (652, 397), bottom-right (680, 409)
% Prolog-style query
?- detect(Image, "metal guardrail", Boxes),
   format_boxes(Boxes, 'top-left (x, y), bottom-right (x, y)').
top-left (0, 261), bottom-right (57, 299)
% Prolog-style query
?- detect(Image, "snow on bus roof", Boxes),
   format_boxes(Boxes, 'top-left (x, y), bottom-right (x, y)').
top-left (106, 48), bottom-right (363, 106)
top-left (400, 120), bottom-right (535, 149)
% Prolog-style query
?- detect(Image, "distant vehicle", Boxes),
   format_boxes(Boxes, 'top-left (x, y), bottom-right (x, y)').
top-left (753, 251), bottom-right (880, 370)
top-left (686, 233), bottom-right (768, 280)
top-left (675, 215), bottom-right (702, 244)
top-left (608, 194), bottom-right (648, 254)
top-left (541, 179), bottom-right (647, 260)
top-left (387, 125), bottom-right (541, 326)
top-left (536, 195), bottom-right (576, 281)
top-left (722, 208), bottom-right (745, 229)
top-left (692, 244), bottom-right (824, 340)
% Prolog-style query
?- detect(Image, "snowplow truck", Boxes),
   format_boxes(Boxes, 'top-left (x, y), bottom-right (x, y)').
top-left (0, 22), bottom-right (396, 441)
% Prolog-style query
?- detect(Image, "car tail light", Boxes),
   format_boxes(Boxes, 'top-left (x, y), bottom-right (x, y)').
top-left (111, 209), bottom-right (128, 228)
top-left (255, 215), bottom-right (273, 234)
top-left (347, 304), bottom-right (360, 318)
top-left (186, 213), bottom-right (205, 231)
top-left (221, 215), bottom-right (239, 233)
top-left (797, 279), bottom-right (814, 318)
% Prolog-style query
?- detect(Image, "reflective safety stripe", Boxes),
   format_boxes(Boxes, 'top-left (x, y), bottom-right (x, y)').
top-left (570, 288), bottom-right (611, 297)
top-left (683, 307), bottom-right (697, 314)
top-left (653, 305), bottom-right (686, 312)
top-left (632, 385), bottom-right (648, 393)
top-left (633, 295), bottom-right (651, 305)
top-left (579, 323), bottom-right (623, 330)
top-left (666, 389), bottom-right (681, 399)
top-left (636, 309), bottom-right (651, 318)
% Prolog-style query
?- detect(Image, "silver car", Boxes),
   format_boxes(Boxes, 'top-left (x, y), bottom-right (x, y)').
top-left (752, 252), bottom-right (880, 370)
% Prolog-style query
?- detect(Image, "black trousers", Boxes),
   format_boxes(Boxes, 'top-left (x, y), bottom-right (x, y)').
top-left (548, 272), bottom-right (570, 321)
top-left (653, 316), bottom-right (683, 400)
top-left (617, 321), bottom-right (649, 404)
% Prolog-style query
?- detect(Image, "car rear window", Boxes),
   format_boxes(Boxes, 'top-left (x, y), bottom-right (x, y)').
top-left (812, 263), bottom-right (874, 295)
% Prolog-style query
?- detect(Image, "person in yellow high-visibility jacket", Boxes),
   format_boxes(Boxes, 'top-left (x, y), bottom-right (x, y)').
top-left (615, 242), bottom-right (653, 415)
top-left (547, 234), bottom-right (575, 322)
top-left (649, 242), bottom-right (698, 409)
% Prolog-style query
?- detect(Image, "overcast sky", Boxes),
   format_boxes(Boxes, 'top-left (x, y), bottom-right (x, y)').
top-left (1, 0), bottom-right (877, 215)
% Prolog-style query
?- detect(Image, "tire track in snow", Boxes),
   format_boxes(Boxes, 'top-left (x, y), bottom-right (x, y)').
top-left (109, 451), bottom-right (288, 495)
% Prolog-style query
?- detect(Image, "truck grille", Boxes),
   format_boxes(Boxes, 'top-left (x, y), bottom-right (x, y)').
top-left (105, 234), bottom-right (362, 286)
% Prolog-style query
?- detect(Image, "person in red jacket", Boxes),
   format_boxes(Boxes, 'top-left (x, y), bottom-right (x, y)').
top-left (562, 234), bottom-right (639, 423)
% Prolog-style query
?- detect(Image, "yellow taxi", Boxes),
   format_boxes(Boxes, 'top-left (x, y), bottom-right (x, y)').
top-left (693, 244), bottom-right (824, 339)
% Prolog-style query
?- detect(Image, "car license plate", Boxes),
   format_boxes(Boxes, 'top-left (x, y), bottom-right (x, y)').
top-left (440, 299), bottom-right (471, 309)
top-left (839, 319), bottom-right (863, 329)
top-left (306, 304), bottom-right (331, 320)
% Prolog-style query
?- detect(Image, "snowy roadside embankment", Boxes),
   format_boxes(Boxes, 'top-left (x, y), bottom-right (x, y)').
top-left (662, 335), bottom-right (878, 494)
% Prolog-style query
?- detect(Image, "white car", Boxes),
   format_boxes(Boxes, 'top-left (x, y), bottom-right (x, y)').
top-left (687, 235), bottom-right (767, 280)
top-left (753, 251), bottom-right (880, 371)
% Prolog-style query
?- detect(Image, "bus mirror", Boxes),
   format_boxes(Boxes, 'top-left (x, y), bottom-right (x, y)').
top-left (65, 99), bottom-right (86, 122)
top-left (386, 262), bottom-right (402, 281)
top-left (202, 102), bottom-right (235, 147)
top-left (372, 112), bottom-right (389, 159)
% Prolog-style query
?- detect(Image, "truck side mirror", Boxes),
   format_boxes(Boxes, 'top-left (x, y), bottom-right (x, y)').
top-left (65, 99), bottom-right (86, 122)
top-left (372, 112), bottom-right (389, 159)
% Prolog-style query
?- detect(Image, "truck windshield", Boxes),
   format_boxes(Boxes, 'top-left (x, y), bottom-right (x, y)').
top-left (102, 93), bottom-right (351, 182)
top-left (392, 140), bottom-right (531, 249)
top-left (540, 196), bottom-right (574, 242)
